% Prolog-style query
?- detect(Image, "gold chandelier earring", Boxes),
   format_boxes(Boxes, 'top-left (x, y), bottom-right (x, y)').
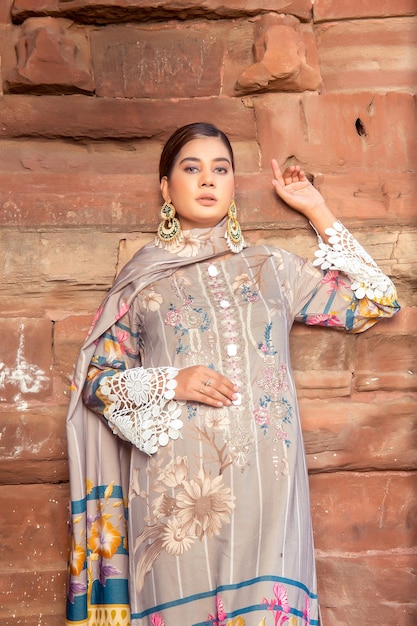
top-left (225, 200), bottom-right (245, 253)
top-left (155, 201), bottom-right (183, 249)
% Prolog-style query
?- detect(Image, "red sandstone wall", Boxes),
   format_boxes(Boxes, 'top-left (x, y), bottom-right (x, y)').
top-left (0, 0), bottom-right (416, 624)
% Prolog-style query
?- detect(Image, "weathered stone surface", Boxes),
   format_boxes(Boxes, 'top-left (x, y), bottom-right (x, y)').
top-left (0, 318), bottom-right (53, 404)
top-left (11, 0), bottom-right (313, 23)
top-left (354, 306), bottom-right (417, 392)
top-left (0, 137), bottom-right (259, 175)
top-left (316, 554), bottom-right (417, 626)
top-left (0, 230), bottom-right (121, 319)
top-left (255, 91), bottom-right (417, 175)
top-left (314, 0), bottom-right (417, 22)
top-left (4, 17), bottom-right (94, 94)
top-left (237, 17), bottom-right (321, 93)
top-left (0, 25), bottom-right (20, 94)
top-left (0, 93), bottom-right (257, 139)
top-left (91, 20), bottom-right (244, 99)
top-left (0, 0), bottom-right (13, 23)
top-left (314, 171), bottom-right (417, 228)
top-left (315, 17), bottom-right (417, 93)
top-left (0, 406), bottom-right (68, 484)
top-left (54, 314), bottom-right (97, 382)
top-left (290, 324), bottom-right (356, 397)
top-left (302, 397), bottom-right (417, 472)
top-left (310, 471), bottom-right (417, 551)
top-left (0, 483), bottom-right (68, 621)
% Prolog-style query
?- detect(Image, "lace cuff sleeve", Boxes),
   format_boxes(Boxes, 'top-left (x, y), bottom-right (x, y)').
top-left (99, 366), bottom-right (184, 455)
top-left (312, 221), bottom-right (396, 301)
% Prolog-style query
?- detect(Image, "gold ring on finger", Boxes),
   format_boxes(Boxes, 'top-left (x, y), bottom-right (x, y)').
top-left (199, 387), bottom-right (205, 394)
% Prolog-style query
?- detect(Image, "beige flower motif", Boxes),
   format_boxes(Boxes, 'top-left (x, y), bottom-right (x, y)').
top-left (161, 517), bottom-right (195, 556)
top-left (142, 290), bottom-right (163, 311)
top-left (232, 273), bottom-right (252, 291)
top-left (175, 469), bottom-right (235, 540)
top-left (152, 492), bottom-right (177, 519)
top-left (167, 230), bottom-right (201, 257)
top-left (271, 249), bottom-right (285, 270)
top-left (204, 408), bottom-right (230, 430)
top-left (157, 456), bottom-right (188, 488)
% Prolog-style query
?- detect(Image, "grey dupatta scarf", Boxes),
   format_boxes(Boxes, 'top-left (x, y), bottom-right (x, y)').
top-left (65, 222), bottom-right (248, 625)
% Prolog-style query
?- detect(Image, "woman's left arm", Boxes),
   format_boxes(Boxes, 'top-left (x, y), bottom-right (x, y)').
top-left (271, 160), bottom-right (336, 240)
top-left (272, 161), bottom-right (399, 305)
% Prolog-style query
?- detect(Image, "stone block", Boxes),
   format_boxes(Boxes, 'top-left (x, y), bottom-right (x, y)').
top-left (0, 569), bottom-right (67, 624)
top-left (0, 230), bottom-right (120, 316)
top-left (92, 21), bottom-right (231, 98)
top-left (0, 317), bottom-right (53, 404)
top-left (290, 324), bottom-right (356, 397)
top-left (0, 171), bottom-right (160, 228)
top-left (310, 471), bottom-right (417, 551)
top-left (316, 554), bottom-right (417, 626)
top-left (0, 406), bottom-right (68, 484)
top-left (0, 482), bottom-right (69, 566)
top-left (0, 93), bottom-right (256, 140)
top-left (313, 172), bottom-right (417, 228)
top-left (0, 483), bottom-right (67, 622)
top-left (0, 26), bottom-right (20, 96)
top-left (315, 17), bottom-right (417, 93)
top-left (0, 137), bottom-right (162, 175)
top-left (290, 324), bottom-right (355, 371)
top-left (237, 18), bottom-right (321, 93)
top-left (4, 17), bottom-right (94, 94)
top-left (314, 0), bottom-right (417, 21)
top-left (254, 91), bottom-right (416, 177)
top-left (54, 314), bottom-right (97, 383)
top-left (11, 0), bottom-right (313, 23)
top-left (301, 398), bottom-right (417, 472)
top-left (354, 315), bottom-right (417, 392)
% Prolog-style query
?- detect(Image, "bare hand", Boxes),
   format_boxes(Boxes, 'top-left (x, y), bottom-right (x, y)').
top-left (271, 160), bottom-right (327, 219)
top-left (174, 366), bottom-right (238, 408)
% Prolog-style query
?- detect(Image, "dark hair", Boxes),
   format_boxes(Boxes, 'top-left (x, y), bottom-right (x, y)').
top-left (159, 122), bottom-right (235, 181)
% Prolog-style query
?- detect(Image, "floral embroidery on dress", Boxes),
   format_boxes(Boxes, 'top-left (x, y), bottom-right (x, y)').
top-left (255, 323), bottom-right (293, 478)
top-left (142, 289), bottom-right (164, 311)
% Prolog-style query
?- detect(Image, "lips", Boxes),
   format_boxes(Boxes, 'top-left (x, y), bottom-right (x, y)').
top-left (197, 194), bottom-right (217, 206)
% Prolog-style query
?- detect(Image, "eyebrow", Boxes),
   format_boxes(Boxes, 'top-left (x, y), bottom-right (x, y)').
top-left (178, 156), bottom-right (232, 166)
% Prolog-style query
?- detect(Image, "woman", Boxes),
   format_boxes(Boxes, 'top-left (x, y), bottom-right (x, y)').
top-left (66, 123), bottom-right (399, 626)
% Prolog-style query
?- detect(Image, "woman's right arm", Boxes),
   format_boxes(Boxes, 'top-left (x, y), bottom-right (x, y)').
top-left (83, 313), bottom-right (237, 454)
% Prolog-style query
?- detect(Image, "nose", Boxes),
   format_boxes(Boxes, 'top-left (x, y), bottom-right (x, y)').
top-left (199, 168), bottom-right (215, 187)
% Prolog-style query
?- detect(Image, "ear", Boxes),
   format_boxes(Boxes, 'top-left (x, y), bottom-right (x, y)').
top-left (160, 177), bottom-right (170, 203)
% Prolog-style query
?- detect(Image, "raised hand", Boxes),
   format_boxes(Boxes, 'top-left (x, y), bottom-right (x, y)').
top-left (271, 160), bottom-right (328, 219)
top-left (271, 160), bottom-right (338, 240)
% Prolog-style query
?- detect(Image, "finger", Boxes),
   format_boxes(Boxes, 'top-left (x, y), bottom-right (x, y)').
top-left (198, 376), bottom-right (238, 406)
top-left (283, 166), bottom-right (296, 185)
top-left (197, 385), bottom-right (230, 408)
top-left (271, 158), bottom-right (284, 185)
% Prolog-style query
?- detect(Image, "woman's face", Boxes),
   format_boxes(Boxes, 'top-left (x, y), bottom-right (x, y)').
top-left (160, 136), bottom-right (235, 230)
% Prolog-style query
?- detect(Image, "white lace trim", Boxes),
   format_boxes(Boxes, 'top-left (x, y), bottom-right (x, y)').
top-left (99, 367), bottom-right (184, 455)
top-left (312, 221), bottom-right (396, 301)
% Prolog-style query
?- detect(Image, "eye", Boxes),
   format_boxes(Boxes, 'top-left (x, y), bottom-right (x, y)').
top-left (184, 165), bottom-right (199, 173)
top-left (214, 166), bottom-right (229, 174)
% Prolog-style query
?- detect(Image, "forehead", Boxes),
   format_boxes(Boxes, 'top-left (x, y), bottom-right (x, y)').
top-left (176, 136), bottom-right (231, 161)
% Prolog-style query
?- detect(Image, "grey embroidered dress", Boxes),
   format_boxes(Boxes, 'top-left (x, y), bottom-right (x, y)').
top-left (66, 223), bottom-right (399, 626)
